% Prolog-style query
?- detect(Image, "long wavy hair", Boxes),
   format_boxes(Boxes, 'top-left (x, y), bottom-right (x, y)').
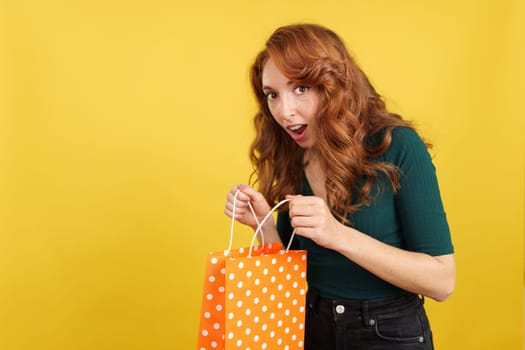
top-left (249, 23), bottom-right (425, 222)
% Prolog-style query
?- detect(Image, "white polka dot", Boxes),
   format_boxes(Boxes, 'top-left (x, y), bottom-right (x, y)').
top-left (228, 332), bottom-right (234, 339)
top-left (301, 255), bottom-right (306, 261)
top-left (238, 262), bottom-right (244, 269)
top-left (245, 289), bottom-right (252, 297)
top-left (262, 287), bottom-right (268, 294)
top-left (287, 256), bottom-right (292, 263)
top-left (236, 300), bottom-right (243, 308)
top-left (285, 309), bottom-right (290, 316)
top-left (245, 328), bottom-right (251, 335)
top-left (262, 305), bottom-right (268, 312)
top-left (204, 312), bottom-right (211, 319)
top-left (213, 323), bottom-right (220, 330)
top-left (277, 320), bottom-right (283, 327)
top-left (277, 338), bottom-right (282, 345)
top-left (239, 247), bottom-right (245, 253)
top-left (278, 284), bottom-right (283, 290)
top-left (236, 339), bottom-right (242, 347)
top-left (218, 286), bottom-right (225, 293)
top-left (228, 312), bottom-right (234, 319)
top-left (292, 334), bottom-right (297, 341)
top-left (270, 312), bottom-right (275, 319)
top-left (293, 282), bottom-right (298, 288)
top-left (285, 346), bottom-right (290, 350)
top-left (300, 306), bottom-right (305, 312)
top-left (300, 289), bottom-right (305, 295)
top-left (262, 324), bottom-right (268, 331)
top-left (206, 293), bottom-right (213, 300)
top-left (221, 268), bottom-right (226, 275)
top-left (292, 299), bottom-right (298, 306)
top-left (237, 281), bottom-right (243, 288)
top-left (299, 323), bottom-right (304, 330)
top-left (255, 260), bottom-right (261, 266)
top-left (271, 258), bottom-right (277, 265)
top-left (202, 330), bottom-right (208, 336)
top-left (216, 304), bottom-right (223, 311)
top-left (254, 278), bottom-right (260, 286)
top-left (285, 291), bottom-right (291, 298)
top-left (270, 294), bottom-right (276, 301)
top-left (253, 297), bottom-right (259, 304)
top-left (285, 327), bottom-right (290, 334)
top-left (292, 316), bottom-right (297, 323)
top-left (236, 320), bottom-right (243, 327)
top-left (245, 308), bottom-right (251, 316)
top-left (254, 335), bottom-right (260, 342)
top-left (211, 341), bottom-right (217, 348)
top-left (263, 268), bottom-right (269, 275)
top-left (246, 270), bottom-right (252, 278)
top-left (278, 266), bottom-right (284, 273)
top-left (228, 292), bottom-right (234, 300)
top-left (286, 274), bottom-right (292, 280)
top-left (228, 273), bottom-right (235, 280)
top-left (270, 330), bottom-right (275, 338)
top-left (209, 275), bottom-right (216, 282)
top-left (270, 276), bottom-right (276, 283)
top-left (262, 343), bottom-right (267, 349)
top-left (211, 257), bottom-right (218, 264)
top-left (253, 316), bottom-right (260, 323)
top-left (294, 264), bottom-right (299, 270)
top-left (298, 341), bottom-right (304, 347)
top-left (301, 271), bottom-right (306, 278)
top-left (277, 302), bottom-right (283, 309)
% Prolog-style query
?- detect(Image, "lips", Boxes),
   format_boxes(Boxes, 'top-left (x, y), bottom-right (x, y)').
top-left (287, 124), bottom-right (307, 135)
top-left (286, 124), bottom-right (308, 141)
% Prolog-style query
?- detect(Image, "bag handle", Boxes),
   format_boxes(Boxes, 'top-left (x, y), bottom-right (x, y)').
top-left (227, 189), bottom-right (264, 255)
top-left (248, 198), bottom-right (297, 257)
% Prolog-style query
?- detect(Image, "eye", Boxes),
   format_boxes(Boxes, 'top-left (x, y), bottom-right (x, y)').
top-left (264, 91), bottom-right (277, 100)
top-left (294, 86), bottom-right (309, 94)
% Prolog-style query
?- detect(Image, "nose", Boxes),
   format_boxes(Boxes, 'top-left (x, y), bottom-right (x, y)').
top-left (280, 92), bottom-right (296, 119)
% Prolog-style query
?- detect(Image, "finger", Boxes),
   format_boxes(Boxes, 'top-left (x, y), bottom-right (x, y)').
top-left (227, 191), bottom-right (250, 208)
top-left (290, 216), bottom-right (316, 228)
top-left (292, 226), bottom-right (315, 239)
top-left (289, 201), bottom-right (325, 218)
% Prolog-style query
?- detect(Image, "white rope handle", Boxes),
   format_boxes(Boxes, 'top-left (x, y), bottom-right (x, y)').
top-left (227, 189), bottom-right (264, 255)
top-left (248, 198), bottom-right (297, 257)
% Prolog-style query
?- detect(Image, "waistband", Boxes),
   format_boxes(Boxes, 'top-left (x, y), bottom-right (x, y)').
top-left (306, 289), bottom-right (422, 316)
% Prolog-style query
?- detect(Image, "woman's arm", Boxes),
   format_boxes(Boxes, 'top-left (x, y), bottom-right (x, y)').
top-left (287, 195), bottom-right (456, 302)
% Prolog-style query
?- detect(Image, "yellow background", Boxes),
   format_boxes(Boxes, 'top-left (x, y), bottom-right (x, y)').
top-left (1, 1), bottom-right (524, 349)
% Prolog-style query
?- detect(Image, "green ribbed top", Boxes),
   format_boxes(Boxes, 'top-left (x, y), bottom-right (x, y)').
top-left (276, 127), bottom-right (454, 299)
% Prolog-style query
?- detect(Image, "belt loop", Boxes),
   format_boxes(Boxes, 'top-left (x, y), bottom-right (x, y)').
top-left (361, 300), bottom-right (370, 327)
top-left (308, 289), bottom-right (320, 314)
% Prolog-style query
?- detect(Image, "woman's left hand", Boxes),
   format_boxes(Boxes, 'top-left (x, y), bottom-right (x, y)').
top-left (286, 195), bottom-right (345, 250)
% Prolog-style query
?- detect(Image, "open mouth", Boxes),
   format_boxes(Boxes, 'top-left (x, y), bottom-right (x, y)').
top-left (288, 124), bottom-right (307, 135)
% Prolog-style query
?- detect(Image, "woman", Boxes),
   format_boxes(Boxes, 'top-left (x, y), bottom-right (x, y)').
top-left (224, 23), bottom-right (455, 349)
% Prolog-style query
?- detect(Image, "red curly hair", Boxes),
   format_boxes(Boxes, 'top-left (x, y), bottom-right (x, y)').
top-left (249, 23), bottom-right (425, 222)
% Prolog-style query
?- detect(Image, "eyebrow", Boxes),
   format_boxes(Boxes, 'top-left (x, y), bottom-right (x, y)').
top-left (262, 81), bottom-right (294, 91)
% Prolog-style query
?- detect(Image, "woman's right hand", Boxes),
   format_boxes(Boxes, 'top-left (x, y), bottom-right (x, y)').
top-left (224, 184), bottom-right (273, 230)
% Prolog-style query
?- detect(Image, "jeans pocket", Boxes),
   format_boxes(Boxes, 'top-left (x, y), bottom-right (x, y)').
top-left (371, 308), bottom-right (426, 344)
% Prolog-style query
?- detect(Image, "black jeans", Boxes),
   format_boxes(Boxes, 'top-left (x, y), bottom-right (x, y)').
top-left (305, 289), bottom-right (434, 350)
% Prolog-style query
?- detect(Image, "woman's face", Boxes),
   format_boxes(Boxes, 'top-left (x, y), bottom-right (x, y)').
top-left (261, 57), bottom-right (320, 149)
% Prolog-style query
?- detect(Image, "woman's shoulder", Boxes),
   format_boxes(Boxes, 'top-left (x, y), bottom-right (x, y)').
top-left (384, 126), bottom-right (430, 164)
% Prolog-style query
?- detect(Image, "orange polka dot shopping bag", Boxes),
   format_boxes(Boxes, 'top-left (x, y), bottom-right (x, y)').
top-left (197, 194), bottom-right (307, 350)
